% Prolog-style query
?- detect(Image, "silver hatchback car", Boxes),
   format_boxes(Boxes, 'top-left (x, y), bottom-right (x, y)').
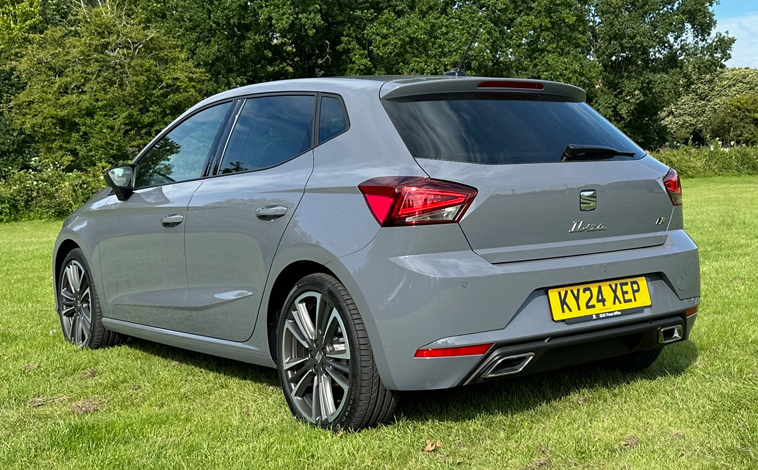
top-left (53, 76), bottom-right (700, 429)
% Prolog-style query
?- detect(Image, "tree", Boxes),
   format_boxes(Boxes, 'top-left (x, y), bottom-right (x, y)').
top-left (355, 0), bottom-right (600, 94)
top-left (0, 0), bottom-right (42, 177)
top-left (589, 0), bottom-right (733, 149)
top-left (663, 68), bottom-right (758, 145)
top-left (709, 94), bottom-right (758, 146)
top-left (10, 4), bottom-right (207, 171)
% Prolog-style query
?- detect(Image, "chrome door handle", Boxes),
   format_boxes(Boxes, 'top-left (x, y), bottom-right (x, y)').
top-left (255, 205), bottom-right (288, 220)
top-left (161, 214), bottom-right (184, 227)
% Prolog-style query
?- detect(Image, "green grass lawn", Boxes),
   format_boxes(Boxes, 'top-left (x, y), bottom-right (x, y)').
top-left (1, 176), bottom-right (757, 469)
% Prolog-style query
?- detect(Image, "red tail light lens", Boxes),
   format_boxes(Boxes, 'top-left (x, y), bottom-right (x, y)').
top-left (414, 343), bottom-right (492, 358)
top-left (663, 168), bottom-right (682, 206)
top-left (358, 177), bottom-right (477, 226)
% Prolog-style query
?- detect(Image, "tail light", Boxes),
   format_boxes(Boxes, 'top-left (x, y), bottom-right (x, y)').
top-left (358, 177), bottom-right (477, 226)
top-left (663, 169), bottom-right (682, 206)
top-left (414, 343), bottom-right (492, 358)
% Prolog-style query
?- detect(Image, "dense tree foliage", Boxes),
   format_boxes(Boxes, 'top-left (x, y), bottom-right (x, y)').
top-left (589, 0), bottom-right (733, 148)
top-left (0, 0), bottom-right (745, 220)
top-left (0, 0), bottom-right (42, 177)
top-left (10, 4), bottom-right (206, 171)
top-left (663, 68), bottom-right (758, 145)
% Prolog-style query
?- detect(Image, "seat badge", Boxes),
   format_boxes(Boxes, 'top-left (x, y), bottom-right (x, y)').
top-left (580, 190), bottom-right (597, 211)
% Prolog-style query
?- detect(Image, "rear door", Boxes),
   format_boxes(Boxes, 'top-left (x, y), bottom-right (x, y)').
top-left (382, 91), bottom-right (674, 264)
top-left (181, 94), bottom-right (317, 341)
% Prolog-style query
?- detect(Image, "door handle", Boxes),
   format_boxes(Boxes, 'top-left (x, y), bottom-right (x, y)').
top-left (161, 214), bottom-right (184, 227)
top-left (255, 205), bottom-right (288, 220)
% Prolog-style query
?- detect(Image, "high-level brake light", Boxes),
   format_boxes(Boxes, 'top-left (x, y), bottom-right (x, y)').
top-left (477, 81), bottom-right (544, 90)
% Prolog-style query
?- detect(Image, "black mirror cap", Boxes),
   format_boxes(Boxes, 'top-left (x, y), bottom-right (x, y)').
top-left (103, 164), bottom-right (136, 201)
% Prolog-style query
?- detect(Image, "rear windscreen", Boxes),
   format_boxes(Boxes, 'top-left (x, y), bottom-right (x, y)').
top-left (382, 93), bottom-right (644, 164)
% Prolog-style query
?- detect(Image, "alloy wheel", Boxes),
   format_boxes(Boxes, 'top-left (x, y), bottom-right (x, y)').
top-left (280, 290), bottom-right (351, 425)
top-left (59, 260), bottom-right (92, 347)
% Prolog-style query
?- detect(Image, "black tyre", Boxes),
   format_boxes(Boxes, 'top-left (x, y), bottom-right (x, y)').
top-left (276, 273), bottom-right (397, 430)
top-left (57, 249), bottom-right (121, 349)
top-left (614, 347), bottom-right (663, 372)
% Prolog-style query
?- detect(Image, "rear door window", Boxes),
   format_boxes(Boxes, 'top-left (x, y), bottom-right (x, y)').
top-left (318, 96), bottom-right (348, 143)
top-left (382, 94), bottom-right (644, 164)
top-left (219, 95), bottom-right (315, 174)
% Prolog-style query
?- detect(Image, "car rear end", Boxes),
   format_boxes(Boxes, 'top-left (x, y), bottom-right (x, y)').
top-left (331, 77), bottom-right (699, 391)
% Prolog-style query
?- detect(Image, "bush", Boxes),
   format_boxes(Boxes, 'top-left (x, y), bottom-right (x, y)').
top-left (0, 165), bottom-right (104, 222)
top-left (652, 143), bottom-right (758, 178)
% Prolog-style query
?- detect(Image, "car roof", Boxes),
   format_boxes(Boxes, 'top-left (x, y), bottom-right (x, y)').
top-left (200, 75), bottom-right (585, 105)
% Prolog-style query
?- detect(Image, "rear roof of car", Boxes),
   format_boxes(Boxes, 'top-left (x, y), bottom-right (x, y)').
top-left (202, 75), bottom-right (585, 105)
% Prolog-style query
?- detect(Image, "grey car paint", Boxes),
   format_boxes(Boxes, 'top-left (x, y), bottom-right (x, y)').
top-left (182, 151), bottom-right (314, 341)
top-left (415, 157), bottom-right (676, 263)
top-left (96, 180), bottom-right (203, 324)
top-left (54, 75), bottom-right (700, 391)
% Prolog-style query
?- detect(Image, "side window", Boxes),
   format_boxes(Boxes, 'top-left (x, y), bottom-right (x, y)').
top-left (219, 95), bottom-right (314, 174)
top-left (319, 96), bottom-right (348, 143)
top-left (135, 102), bottom-right (231, 188)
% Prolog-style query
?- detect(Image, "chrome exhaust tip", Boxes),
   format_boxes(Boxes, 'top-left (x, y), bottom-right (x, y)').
top-left (481, 352), bottom-right (535, 378)
top-left (658, 325), bottom-right (683, 344)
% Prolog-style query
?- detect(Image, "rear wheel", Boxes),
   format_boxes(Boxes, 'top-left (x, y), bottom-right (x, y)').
top-left (57, 249), bottom-right (121, 349)
top-left (614, 347), bottom-right (663, 372)
top-left (276, 273), bottom-right (397, 430)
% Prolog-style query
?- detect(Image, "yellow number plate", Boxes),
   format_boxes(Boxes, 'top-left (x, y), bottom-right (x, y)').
top-left (548, 277), bottom-right (651, 321)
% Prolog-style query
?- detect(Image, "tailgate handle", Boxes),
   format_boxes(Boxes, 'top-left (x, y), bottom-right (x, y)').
top-left (256, 205), bottom-right (288, 220)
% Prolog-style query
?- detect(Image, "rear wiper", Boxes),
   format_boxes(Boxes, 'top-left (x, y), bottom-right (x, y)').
top-left (561, 144), bottom-right (636, 161)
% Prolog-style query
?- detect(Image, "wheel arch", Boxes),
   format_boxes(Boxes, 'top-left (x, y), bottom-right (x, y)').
top-left (265, 260), bottom-right (338, 360)
top-left (53, 239), bottom-right (82, 307)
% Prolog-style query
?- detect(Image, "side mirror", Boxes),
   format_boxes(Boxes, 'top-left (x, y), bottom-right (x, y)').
top-left (104, 164), bottom-right (136, 201)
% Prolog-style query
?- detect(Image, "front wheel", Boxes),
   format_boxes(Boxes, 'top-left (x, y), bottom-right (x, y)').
top-left (57, 249), bottom-right (121, 349)
top-left (276, 273), bottom-right (397, 430)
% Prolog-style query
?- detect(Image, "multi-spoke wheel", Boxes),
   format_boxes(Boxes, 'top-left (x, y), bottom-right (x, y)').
top-left (276, 273), bottom-right (397, 430)
top-left (57, 249), bottom-right (121, 349)
top-left (59, 259), bottom-right (92, 346)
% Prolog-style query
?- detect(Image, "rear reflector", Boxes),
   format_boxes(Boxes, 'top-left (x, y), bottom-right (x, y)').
top-left (663, 168), bottom-right (682, 206)
top-left (358, 177), bottom-right (477, 226)
top-left (414, 343), bottom-right (492, 358)
top-left (477, 81), bottom-right (544, 90)
top-left (685, 306), bottom-right (698, 317)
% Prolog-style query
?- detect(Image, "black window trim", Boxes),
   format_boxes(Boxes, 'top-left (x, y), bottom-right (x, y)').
top-left (129, 98), bottom-right (239, 191)
top-left (127, 90), bottom-right (353, 191)
top-left (211, 91), bottom-right (318, 178)
top-left (317, 92), bottom-right (351, 146)
top-left (208, 91), bottom-right (351, 179)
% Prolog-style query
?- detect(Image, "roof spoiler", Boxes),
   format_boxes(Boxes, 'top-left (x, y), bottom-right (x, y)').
top-left (380, 77), bottom-right (586, 102)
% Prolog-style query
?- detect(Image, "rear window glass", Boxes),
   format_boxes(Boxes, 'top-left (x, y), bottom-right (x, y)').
top-left (219, 95), bottom-right (314, 174)
top-left (319, 96), bottom-right (348, 143)
top-left (382, 94), bottom-right (644, 164)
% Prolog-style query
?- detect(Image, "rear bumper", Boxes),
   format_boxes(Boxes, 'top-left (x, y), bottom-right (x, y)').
top-left (463, 313), bottom-right (695, 385)
top-left (328, 227), bottom-right (700, 391)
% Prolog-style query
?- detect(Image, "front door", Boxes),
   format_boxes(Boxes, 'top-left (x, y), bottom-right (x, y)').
top-left (97, 102), bottom-right (233, 328)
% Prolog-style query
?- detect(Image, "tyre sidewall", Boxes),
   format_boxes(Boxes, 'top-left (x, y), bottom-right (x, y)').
top-left (57, 248), bottom-right (100, 347)
top-left (276, 274), bottom-right (363, 429)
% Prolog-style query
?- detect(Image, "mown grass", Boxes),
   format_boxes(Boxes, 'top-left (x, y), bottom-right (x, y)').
top-left (1, 176), bottom-right (757, 469)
